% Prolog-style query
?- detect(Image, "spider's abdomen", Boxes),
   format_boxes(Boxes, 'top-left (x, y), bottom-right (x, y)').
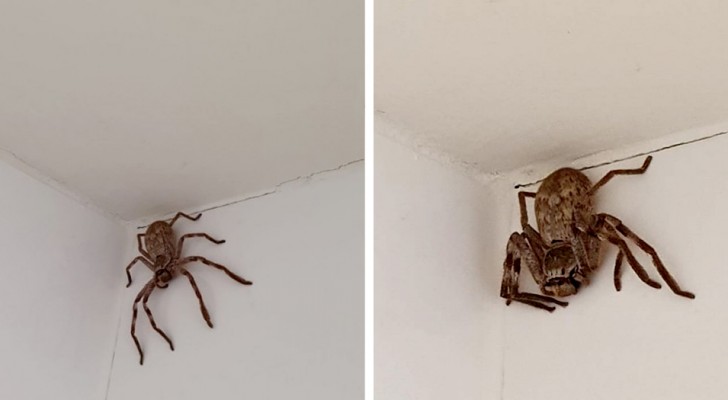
top-left (535, 168), bottom-right (593, 244)
top-left (145, 221), bottom-right (176, 261)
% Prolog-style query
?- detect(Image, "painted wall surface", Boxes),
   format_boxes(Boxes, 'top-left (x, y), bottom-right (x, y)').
top-left (106, 163), bottom-right (363, 399)
top-left (501, 134), bottom-right (728, 400)
top-left (1, 0), bottom-right (363, 221)
top-left (0, 158), bottom-right (126, 400)
top-left (377, 0), bottom-right (728, 175)
top-left (374, 134), bottom-right (505, 399)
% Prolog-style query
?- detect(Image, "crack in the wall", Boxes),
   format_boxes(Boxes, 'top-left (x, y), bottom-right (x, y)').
top-left (135, 158), bottom-right (364, 229)
top-left (499, 304), bottom-right (507, 400)
top-left (0, 145), bottom-right (364, 230)
top-left (513, 130), bottom-right (728, 189)
top-left (500, 358), bottom-right (505, 400)
top-left (103, 310), bottom-right (123, 400)
top-left (376, 113), bottom-right (728, 193)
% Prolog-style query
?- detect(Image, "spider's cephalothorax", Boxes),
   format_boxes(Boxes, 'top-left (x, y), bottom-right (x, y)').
top-left (500, 156), bottom-right (694, 312)
top-left (125, 212), bottom-right (253, 364)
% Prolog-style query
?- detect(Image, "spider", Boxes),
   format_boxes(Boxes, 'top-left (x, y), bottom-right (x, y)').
top-left (125, 211), bottom-right (252, 364)
top-left (500, 156), bottom-right (695, 312)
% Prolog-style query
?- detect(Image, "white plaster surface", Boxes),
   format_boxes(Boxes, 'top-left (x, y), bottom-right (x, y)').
top-left (107, 163), bottom-right (363, 399)
top-left (0, 158), bottom-right (126, 400)
top-left (376, 0), bottom-right (728, 175)
top-left (374, 133), bottom-right (505, 399)
top-left (0, 0), bottom-right (363, 221)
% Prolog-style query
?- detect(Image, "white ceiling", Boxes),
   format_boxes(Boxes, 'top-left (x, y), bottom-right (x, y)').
top-left (0, 0), bottom-right (362, 221)
top-left (376, 0), bottom-right (728, 174)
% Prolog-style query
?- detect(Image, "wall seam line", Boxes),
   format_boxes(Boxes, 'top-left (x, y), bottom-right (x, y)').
top-left (103, 298), bottom-right (123, 400)
top-left (513, 130), bottom-right (728, 189)
top-left (135, 158), bottom-right (364, 229)
top-left (103, 225), bottom-right (133, 400)
top-left (0, 146), bottom-right (125, 223)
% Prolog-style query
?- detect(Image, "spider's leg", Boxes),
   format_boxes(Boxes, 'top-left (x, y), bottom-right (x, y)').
top-left (136, 234), bottom-right (151, 260)
top-left (613, 250), bottom-right (625, 291)
top-left (180, 269), bottom-right (213, 328)
top-left (125, 256), bottom-right (154, 287)
top-left (501, 232), bottom-right (568, 312)
top-left (509, 297), bottom-right (557, 312)
top-left (518, 191), bottom-right (537, 229)
top-left (592, 216), bottom-right (662, 291)
top-left (518, 191), bottom-right (548, 261)
top-left (142, 288), bottom-right (174, 351)
top-left (175, 233), bottom-right (226, 259)
top-left (511, 292), bottom-right (569, 307)
top-left (131, 282), bottom-right (154, 365)
top-left (569, 224), bottom-right (601, 286)
top-left (169, 212), bottom-right (202, 226)
top-left (179, 256), bottom-right (253, 285)
top-left (588, 156), bottom-right (652, 195)
top-left (600, 213), bottom-right (695, 299)
top-left (522, 224), bottom-right (546, 259)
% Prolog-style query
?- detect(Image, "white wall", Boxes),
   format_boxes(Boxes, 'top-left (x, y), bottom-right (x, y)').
top-left (376, 125), bottom-right (728, 400)
top-left (377, 0), bottom-right (728, 176)
top-left (1, 0), bottom-right (363, 221)
top-left (106, 163), bottom-right (363, 399)
top-left (374, 134), bottom-right (504, 399)
top-left (0, 158), bottom-right (126, 400)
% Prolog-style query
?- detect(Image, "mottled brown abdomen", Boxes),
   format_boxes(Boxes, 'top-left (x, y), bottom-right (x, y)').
top-left (535, 168), bottom-right (593, 244)
top-left (144, 221), bottom-right (176, 261)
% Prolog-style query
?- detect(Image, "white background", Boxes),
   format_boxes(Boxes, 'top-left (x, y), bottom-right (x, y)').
top-left (0, 0), bottom-right (363, 221)
top-left (0, 158), bottom-right (126, 399)
top-left (374, 133), bottom-right (505, 399)
top-left (376, 0), bottom-right (728, 176)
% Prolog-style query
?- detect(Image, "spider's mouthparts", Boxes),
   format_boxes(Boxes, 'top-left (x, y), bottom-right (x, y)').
top-left (546, 268), bottom-right (568, 278)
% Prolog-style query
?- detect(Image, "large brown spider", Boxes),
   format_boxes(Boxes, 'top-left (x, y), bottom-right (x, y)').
top-left (500, 156), bottom-right (695, 312)
top-left (125, 212), bottom-right (252, 364)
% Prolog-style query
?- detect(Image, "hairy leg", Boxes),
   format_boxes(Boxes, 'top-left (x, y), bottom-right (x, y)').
top-left (588, 156), bottom-right (652, 195)
top-left (179, 256), bottom-right (253, 285)
top-left (180, 269), bottom-right (213, 328)
top-left (569, 225), bottom-right (600, 286)
top-left (169, 212), bottom-right (202, 226)
top-left (518, 191), bottom-right (536, 229)
top-left (175, 233), bottom-right (226, 258)
top-left (613, 251), bottom-right (625, 291)
top-left (142, 288), bottom-right (174, 351)
top-left (125, 256), bottom-right (154, 287)
top-left (501, 232), bottom-right (568, 312)
top-left (593, 217), bottom-right (662, 290)
top-left (517, 191), bottom-right (551, 262)
top-left (509, 297), bottom-right (563, 312)
top-left (131, 282), bottom-right (154, 365)
top-left (136, 233), bottom-right (151, 259)
top-left (600, 213), bottom-right (694, 299)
